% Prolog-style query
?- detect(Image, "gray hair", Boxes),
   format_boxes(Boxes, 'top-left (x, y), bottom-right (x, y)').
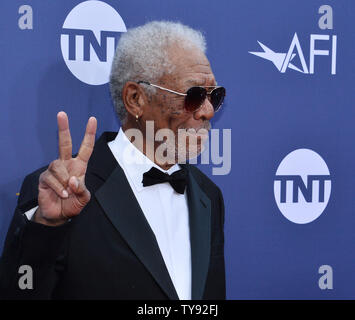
top-left (109, 21), bottom-right (206, 123)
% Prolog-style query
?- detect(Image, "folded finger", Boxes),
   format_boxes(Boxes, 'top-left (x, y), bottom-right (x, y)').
top-left (68, 176), bottom-right (91, 205)
top-left (39, 171), bottom-right (69, 199)
top-left (48, 160), bottom-right (70, 188)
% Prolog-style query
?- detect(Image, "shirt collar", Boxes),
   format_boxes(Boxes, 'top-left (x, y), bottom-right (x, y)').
top-left (108, 128), bottom-right (181, 192)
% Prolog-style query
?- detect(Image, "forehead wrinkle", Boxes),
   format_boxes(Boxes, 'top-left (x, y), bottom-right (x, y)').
top-left (186, 60), bottom-right (210, 66)
top-left (184, 75), bottom-right (216, 86)
top-left (183, 63), bottom-right (211, 73)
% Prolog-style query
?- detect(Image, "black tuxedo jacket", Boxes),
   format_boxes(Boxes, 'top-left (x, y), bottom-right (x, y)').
top-left (0, 132), bottom-right (225, 300)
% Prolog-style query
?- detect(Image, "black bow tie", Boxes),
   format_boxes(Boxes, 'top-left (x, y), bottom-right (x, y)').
top-left (142, 167), bottom-right (188, 194)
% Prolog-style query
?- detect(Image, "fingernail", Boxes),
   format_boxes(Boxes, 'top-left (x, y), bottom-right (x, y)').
top-left (62, 190), bottom-right (69, 198)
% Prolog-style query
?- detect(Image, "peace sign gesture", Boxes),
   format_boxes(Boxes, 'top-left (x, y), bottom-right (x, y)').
top-left (35, 112), bottom-right (97, 226)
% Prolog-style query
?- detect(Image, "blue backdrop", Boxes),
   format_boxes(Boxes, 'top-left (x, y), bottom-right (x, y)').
top-left (0, 0), bottom-right (354, 299)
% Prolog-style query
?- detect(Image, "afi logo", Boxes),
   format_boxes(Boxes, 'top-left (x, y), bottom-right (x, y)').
top-left (274, 149), bottom-right (331, 224)
top-left (60, 1), bottom-right (126, 85)
top-left (250, 4), bottom-right (337, 74)
top-left (249, 33), bottom-right (337, 74)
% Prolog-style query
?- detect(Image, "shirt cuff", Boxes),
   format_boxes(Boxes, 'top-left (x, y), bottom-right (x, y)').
top-left (24, 205), bottom-right (38, 221)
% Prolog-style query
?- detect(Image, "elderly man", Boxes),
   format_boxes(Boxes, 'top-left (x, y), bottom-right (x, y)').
top-left (0, 21), bottom-right (226, 300)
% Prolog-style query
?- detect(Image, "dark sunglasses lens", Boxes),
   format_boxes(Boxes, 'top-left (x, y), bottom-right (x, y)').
top-left (185, 87), bottom-right (206, 112)
top-left (211, 87), bottom-right (226, 112)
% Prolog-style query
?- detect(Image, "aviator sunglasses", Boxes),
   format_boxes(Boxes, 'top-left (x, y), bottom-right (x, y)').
top-left (138, 81), bottom-right (226, 113)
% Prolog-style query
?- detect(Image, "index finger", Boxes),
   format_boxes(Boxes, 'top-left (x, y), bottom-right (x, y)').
top-left (77, 116), bottom-right (97, 164)
top-left (57, 111), bottom-right (73, 161)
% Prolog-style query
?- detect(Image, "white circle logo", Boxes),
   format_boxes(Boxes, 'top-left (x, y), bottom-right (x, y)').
top-left (274, 149), bottom-right (331, 224)
top-left (60, 0), bottom-right (126, 85)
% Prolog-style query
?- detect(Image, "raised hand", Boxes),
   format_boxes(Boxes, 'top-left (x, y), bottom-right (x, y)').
top-left (34, 111), bottom-right (97, 226)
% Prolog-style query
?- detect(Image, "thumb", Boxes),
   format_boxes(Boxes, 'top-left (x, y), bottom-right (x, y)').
top-left (69, 176), bottom-right (91, 204)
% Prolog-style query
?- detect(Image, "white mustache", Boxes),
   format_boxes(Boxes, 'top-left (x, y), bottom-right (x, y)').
top-left (179, 121), bottom-right (211, 133)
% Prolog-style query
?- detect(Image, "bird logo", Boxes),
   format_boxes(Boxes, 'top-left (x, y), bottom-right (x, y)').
top-left (249, 33), bottom-right (309, 73)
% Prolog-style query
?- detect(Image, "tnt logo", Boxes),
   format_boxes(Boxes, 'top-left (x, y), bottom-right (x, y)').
top-left (274, 149), bottom-right (331, 224)
top-left (60, 1), bottom-right (126, 85)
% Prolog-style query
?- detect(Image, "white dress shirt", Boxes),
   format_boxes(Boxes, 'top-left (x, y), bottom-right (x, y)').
top-left (108, 129), bottom-right (191, 300)
top-left (25, 128), bottom-right (192, 300)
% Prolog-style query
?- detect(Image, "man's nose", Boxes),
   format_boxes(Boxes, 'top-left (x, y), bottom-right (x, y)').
top-left (193, 98), bottom-right (214, 121)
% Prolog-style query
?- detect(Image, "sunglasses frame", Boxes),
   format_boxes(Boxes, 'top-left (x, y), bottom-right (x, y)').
top-left (137, 81), bottom-right (225, 112)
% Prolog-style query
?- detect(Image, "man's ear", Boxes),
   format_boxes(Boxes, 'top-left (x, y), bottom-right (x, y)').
top-left (122, 81), bottom-right (147, 118)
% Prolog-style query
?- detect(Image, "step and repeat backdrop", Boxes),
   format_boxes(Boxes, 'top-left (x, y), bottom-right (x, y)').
top-left (0, 0), bottom-right (354, 299)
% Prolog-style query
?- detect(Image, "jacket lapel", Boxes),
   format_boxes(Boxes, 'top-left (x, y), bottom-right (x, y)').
top-left (95, 164), bottom-right (179, 300)
top-left (89, 133), bottom-right (211, 300)
top-left (184, 166), bottom-right (211, 300)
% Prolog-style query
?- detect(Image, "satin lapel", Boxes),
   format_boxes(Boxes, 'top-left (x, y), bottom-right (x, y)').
top-left (185, 167), bottom-right (211, 300)
top-left (95, 165), bottom-right (179, 300)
